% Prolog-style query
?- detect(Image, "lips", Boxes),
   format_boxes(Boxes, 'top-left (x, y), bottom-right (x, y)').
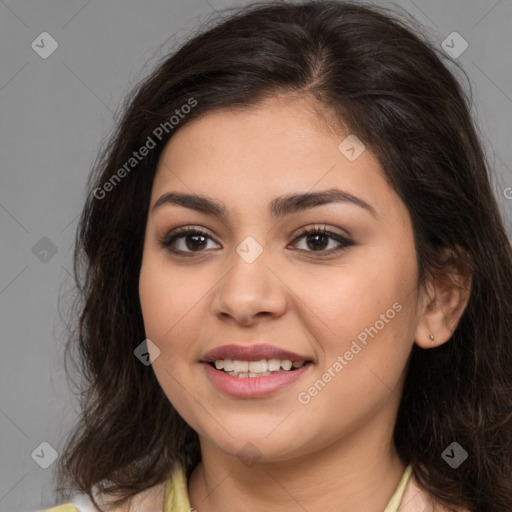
top-left (200, 343), bottom-right (314, 398)
top-left (201, 344), bottom-right (312, 363)
top-left (203, 361), bottom-right (312, 398)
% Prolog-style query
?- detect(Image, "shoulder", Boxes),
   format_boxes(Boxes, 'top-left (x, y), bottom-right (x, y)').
top-left (40, 494), bottom-right (101, 512)
top-left (41, 506), bottom-right (81, 512)
top-left (41, 481), bottom-right (166, 512)
top-left (399, 471), bottom-right (470, 512)
top-left (95, 481), bottom-right (166, 512)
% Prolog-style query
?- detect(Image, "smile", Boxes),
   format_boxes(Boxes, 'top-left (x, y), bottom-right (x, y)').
top-left (212, 358), bottom-right (306, 377)
top-left (203, 359), bottom-right (313, 398)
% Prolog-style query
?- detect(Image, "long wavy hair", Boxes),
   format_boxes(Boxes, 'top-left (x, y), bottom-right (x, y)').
top-left (55, 1), bottom-right (512, 510)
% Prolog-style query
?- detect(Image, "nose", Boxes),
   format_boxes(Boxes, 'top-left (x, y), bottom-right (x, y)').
top-left (211, 244), bottom-right (288, 327)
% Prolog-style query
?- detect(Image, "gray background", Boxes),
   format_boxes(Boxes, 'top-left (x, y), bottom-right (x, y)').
top-left (0, 0), bottom-right (511, 511)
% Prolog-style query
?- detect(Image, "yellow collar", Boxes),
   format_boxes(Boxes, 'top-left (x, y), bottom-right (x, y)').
top-left (164, 463), bottom-right (413, 512)
top-left (383, 465), bottom-right (412, 511)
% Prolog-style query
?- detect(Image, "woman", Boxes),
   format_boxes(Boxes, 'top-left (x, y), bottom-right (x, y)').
top-left (43, 1), bottom-right (512, 511)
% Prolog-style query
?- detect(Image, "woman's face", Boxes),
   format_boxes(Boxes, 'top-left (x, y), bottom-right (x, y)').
top-left (139, 94), bottom-right (426, 463)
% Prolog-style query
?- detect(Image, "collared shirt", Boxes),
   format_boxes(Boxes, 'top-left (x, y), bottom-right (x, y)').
top-left (40, 463), bottom-right (466, 512)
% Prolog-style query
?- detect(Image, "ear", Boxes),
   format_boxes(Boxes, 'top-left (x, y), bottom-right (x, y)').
top-left (414, 247), bottom-right (472, 349)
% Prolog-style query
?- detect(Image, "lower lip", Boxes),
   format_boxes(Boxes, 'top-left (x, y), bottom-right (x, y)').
top-left (203, 362), bottom-right (312, 398)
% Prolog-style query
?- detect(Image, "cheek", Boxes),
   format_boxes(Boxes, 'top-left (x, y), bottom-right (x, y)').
top-left (139, 252), bottom-right (206, 345)
top-left (138, 255), bottom-right (204, 420)
top-left (139, 260), bottom-right (172, 342)
top-left (296, 245), bottom-right (417, 400)
top-left (300, 247), bottom-right (415, 345)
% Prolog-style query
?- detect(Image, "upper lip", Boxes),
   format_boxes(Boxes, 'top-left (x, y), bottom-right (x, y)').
top-left (201, 344), bottom-right (311, 363)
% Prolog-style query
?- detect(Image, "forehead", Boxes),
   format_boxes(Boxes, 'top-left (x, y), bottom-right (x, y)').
top-left (150, 95), bottom-right (396, 220)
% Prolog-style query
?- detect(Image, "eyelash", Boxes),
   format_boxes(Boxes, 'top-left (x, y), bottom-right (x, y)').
top-left (158, 224), bottom-right (355, 258)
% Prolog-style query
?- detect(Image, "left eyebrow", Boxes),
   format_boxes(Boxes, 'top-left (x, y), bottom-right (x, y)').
top-left (151, 187), bottom-right (378, 219)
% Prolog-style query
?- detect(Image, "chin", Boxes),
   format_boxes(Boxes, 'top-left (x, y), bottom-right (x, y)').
top-left (198, 422), bottom-right (315, 462)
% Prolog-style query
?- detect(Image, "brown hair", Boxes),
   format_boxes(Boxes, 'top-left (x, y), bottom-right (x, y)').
top-left (55, 2), bottom-right (512, 510)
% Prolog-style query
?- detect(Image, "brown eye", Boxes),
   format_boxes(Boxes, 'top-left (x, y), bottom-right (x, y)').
top-left (291, 225), bottom-right (355, 256)
top-left (304, 232), bottom-right (330, 251)
top-left (159, 227), bottom-right (220, 255)
top-left (183, 233), bottom-right (208, 251)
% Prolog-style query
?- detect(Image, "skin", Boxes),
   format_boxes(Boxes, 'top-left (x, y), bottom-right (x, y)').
top-left (138, 93), bottom-right (471, 512)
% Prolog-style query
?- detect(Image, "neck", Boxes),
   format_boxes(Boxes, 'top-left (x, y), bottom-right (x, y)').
top-left (187, 406), bottom-right (407, 512)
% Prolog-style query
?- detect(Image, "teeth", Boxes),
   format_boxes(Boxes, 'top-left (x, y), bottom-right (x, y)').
top-left (268, 359), bottom-right (281, 371)
top-left (281, 360), bottom-right (292, 371)
top-left (248, 360), bottom-right (267, 373)
top-left (233, 360), bottom-right (249, 372)
top-left (226, 371), bottom-right (274, 378)
top-left (213, 358), bottom-right (306, 377)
